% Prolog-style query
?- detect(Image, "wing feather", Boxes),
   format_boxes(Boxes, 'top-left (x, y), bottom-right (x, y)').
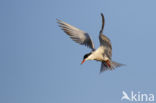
top-left (57, 19), bottom-right (95, 50)
top-left (99, 13), bottom-right (112, 59)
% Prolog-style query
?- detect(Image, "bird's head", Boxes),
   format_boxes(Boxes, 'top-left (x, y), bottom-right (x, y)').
top-left (81, 52), bottom-right (92, 64)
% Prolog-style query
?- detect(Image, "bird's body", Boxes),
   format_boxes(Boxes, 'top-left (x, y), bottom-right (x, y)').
top-left (57, 13), bottom-right (123, 73)
top-left (86, 46), bottom-right (108, 61)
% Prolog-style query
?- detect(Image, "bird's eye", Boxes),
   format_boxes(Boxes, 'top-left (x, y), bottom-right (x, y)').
top-left (83, 55), bottom-right (88, 59)
top-left (83, 52), bottom-right (91, 59)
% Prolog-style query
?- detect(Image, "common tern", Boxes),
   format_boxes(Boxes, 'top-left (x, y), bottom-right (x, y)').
top-left (57, 13), bottom-right (123, 72)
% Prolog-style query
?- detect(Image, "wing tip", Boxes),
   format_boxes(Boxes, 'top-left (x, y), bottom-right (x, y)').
top-left (56, 18), bottom-right (65, 25)
top-left (56, 18), bottom-right (61, 23)
top-left (101, 13), bottom-right (104, 17)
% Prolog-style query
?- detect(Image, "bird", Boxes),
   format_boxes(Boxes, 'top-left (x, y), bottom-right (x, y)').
top-left (57, 13), bottom-right (123, 73)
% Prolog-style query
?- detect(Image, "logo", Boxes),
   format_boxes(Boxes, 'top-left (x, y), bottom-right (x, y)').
top-left (121, 91), bottom-right (155, 102)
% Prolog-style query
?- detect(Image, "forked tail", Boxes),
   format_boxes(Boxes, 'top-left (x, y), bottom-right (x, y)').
top-left (111, 61), bottom-right (124, 69)
top-left (100, 60), bottom-right (124, 73)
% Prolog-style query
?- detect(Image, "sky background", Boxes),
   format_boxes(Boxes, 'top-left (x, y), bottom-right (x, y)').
top-left (1, 0), bottom-right (156, 103)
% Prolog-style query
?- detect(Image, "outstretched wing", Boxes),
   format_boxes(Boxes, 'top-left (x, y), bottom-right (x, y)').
top-left (100, 13), bottom-right (105, 33)
top-left (99, 13), bottom-right (112, 59)
top-left (57, 19), bottom-right (95, 51)
top-left (99, 34), bottom-right (112, 49)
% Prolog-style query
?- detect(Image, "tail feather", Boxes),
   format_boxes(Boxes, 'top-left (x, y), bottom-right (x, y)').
top-left (100, 62), bottom-right (109, 73)
top-left (111, 61), bottom-right (124, 69)
top-left (100, 61), bottom-right (124, 73)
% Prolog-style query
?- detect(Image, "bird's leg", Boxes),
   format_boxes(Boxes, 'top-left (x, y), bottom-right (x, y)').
top-left (105, 60), bottom-right (111, 68)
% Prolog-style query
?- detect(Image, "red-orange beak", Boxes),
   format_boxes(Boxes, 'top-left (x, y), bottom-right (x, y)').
top-left (81, 59), bottom-right (86, 64)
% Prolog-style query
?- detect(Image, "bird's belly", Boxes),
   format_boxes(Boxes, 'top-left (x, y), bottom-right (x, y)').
top-left (89, 48), bottom-right (104, 61)
top-left (92, 47), bottom-right (109, 61)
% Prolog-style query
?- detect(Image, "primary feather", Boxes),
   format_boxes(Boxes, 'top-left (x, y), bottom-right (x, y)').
top-left (57, 19), bottom-right (95, 51)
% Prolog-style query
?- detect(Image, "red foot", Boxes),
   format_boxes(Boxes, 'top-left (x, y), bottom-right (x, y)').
top-left (106, 60), bottom-right (111, 68)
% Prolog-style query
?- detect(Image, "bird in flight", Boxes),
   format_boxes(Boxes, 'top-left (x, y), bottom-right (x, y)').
top-left (57, 13), bottom-right (123, 73)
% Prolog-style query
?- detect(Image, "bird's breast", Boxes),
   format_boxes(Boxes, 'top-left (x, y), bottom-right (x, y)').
top-left (87, 46), bottom-right (108, 61)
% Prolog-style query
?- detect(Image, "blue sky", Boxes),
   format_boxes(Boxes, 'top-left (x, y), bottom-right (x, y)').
top-left (1, 0), bottom-right (156, 103)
